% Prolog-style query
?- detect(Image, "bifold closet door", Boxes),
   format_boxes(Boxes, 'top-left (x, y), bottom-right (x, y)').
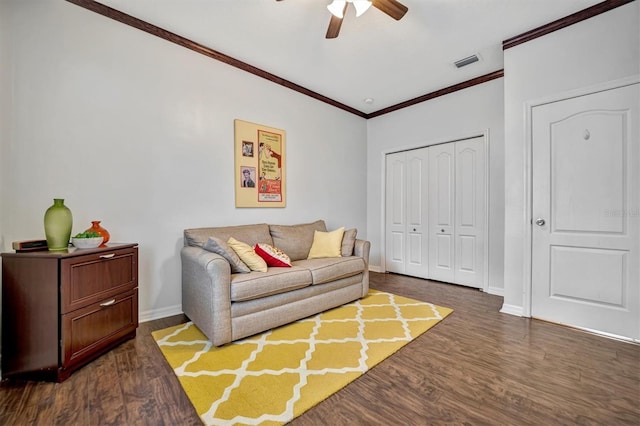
top-left (385, 149), bottom-right (429, 278)
top-left (428, 137), bottom-right (485, 288)
top-left (428, 143), bottom-right (455, 282)
top-left (454, 138), bottom-right (485, 287)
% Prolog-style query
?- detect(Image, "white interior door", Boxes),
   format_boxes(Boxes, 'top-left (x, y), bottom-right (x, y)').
top-left (531, 83), bottom-right (640, 340)
top-left (454, 137), bottom-right (485, 288)
top-left (385, 149), bottom-right (429, 278)
top-left (428, 143), bottom-right (455, 282)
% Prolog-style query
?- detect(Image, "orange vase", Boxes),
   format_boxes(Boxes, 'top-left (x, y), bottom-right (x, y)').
top-left (85, 221), bottom-right (110, 246)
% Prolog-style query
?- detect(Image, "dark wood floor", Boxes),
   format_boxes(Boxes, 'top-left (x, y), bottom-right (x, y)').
top-left (1, 272), bottom-right (638, 425)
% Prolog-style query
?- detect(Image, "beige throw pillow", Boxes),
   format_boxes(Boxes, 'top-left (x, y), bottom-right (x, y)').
top-left (227, 237), bottom-right (268, 272)
top-left (307, 227), bottom-right (345, 259)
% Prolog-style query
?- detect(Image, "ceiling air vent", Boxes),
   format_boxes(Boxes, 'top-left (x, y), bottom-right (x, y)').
top-left (454, 54), bottom-right (479, 68)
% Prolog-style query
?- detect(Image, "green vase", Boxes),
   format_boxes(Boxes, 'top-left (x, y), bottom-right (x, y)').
top-left (44, 198), bottom-right (73, 251)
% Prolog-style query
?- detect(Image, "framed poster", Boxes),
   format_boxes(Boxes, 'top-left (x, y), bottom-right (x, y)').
top-left (234, 119), bottom-right (286, 208)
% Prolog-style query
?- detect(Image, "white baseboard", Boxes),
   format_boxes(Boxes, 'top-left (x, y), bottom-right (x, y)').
top-left (486, 286), bottom-right (504, 297)
top-left (368, 265), bottom-right (383, 273)
top-left (139, 304), bottom-right (183, 323)
top-left (500, 303), bottom-right (524, 317)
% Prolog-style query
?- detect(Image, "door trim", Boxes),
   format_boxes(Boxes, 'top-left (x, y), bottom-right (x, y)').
top-left (380, 130), bottom-right (490, 292)
top-left (522, 74), bottom-right (640, 318)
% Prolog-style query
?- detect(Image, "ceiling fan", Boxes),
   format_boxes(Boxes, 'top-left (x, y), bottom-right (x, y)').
top-left (276, 0), bottom-right (409, 39)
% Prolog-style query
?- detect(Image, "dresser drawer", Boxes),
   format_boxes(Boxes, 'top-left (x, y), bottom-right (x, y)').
top-left (61, 246), bottom-right (138, 314)
top-left (61, 288), bottom-right (138, 369)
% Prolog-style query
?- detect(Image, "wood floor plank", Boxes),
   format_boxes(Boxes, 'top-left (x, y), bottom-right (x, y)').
top-left (1, 272), bottom-right (638, 425)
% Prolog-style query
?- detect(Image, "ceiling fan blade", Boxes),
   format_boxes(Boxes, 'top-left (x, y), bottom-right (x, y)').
top-left (371, 0), bottom-right (408, 20)
top-left (325, 3), bottom-right (348, 39)
top-left (326, 15), bottom-right (344, 39)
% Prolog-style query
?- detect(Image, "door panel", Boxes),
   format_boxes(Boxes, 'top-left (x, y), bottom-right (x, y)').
top-left (454, 138), bottom-right (485, 287)
top-left (550, 246), bottom-right (625, 306)
top-left (405, 149), bottom-right (429, 277)
top-left (385, 153), bottom-right (406, 274)
top-left (385, 149), bottom-right (429, 278)
top-left (552, 111), bottom-right (625, 234)
top-left (531, 83), bottom-right (639, 340)
top-left (458, 235), bottom-right (476, 272)
top-left (429, 144), bottom-right (455, 282)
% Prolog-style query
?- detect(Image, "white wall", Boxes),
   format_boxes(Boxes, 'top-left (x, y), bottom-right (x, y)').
top-left (0, 1), bottom-right (367, 320)
top-left (366, 78), bottom-right (505, 294)
top-left (502, 1), bottom-right (640, 314)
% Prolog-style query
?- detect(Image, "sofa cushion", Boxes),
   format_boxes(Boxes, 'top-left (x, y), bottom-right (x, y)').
top-left (269, 220), bottom-right (327, 261)
top-left (255, 243), bottom-right (292, 267)
top-left (231, 274), bottom-right (365, 318)
top-left (228, 237), bottom-right (268, 272)
top-left (184, 223), bottom-right (273, 248)
top-left (230, 267), bottom-right (313, 302)
top-left (341, 228), bottom-right (357, 257)
top-left (203, 237), bottom-right (251, 274)
top-left (308, 227), bottom-right (345, 259)
top-left (292, 257), bottom-right (365, 285)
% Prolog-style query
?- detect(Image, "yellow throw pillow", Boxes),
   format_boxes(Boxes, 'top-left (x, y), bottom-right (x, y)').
top-left (307, 227), bottom-right (345, 259)
top-left (227, 237), bottom-right (268, 272)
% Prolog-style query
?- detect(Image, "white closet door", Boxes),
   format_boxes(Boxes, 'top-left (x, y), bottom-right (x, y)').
top-left (386, 141), bottom-right (485, 287)
top-left (428, 138), bottom-right (485, 287)
top-left (385, 149), bottom-right (429, 278)
top-left (428, 143), bottom-right (455, 282)
top-left (454, 137), bottom-right (485, 288)
top-left (405, 148), bottom-right (429, 278)
top-left (385, 152), bottom-right (406, 274)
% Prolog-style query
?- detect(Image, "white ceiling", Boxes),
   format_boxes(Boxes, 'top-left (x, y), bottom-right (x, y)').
top-left (96, 0), bottom-right (602, 114)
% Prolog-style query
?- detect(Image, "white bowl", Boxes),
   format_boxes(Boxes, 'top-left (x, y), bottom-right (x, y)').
top-left (72, 236), bottom-right (103, 249)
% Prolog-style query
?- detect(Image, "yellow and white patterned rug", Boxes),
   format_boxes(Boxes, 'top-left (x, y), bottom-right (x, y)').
top-left (152, 290), bottom-right (453, 425)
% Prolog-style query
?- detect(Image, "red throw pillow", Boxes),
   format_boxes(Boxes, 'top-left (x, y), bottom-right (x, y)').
top-left (254, 243), bottom-right (292, 267)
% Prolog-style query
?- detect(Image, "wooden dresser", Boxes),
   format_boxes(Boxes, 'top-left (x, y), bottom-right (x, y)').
top-left (1, 243), bottom-right (138, 382)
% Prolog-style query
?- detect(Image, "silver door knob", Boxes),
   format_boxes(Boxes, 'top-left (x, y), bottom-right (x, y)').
top-left (535, 218), bottom-right (546, 226)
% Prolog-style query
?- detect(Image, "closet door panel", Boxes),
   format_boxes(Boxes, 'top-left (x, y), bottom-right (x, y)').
top-left (405, 148), bottom-right (429, 277)
top-left (454, 137), bottom-right (485, 288)
top-left (385, 153), bottom-right (406, 274)
top-left (429, 144), bottom-right (455, 282)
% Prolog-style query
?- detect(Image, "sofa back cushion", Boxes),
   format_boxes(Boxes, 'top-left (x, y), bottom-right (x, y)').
top-left (184, 223), bottom-right (273, 248)
top-left (269, 220), bottom-right (327, 261)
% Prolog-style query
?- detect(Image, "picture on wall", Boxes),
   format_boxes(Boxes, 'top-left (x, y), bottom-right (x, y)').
top-left (242, 141), bottom-right (254, 157)
top-left (234, 119), bottom-right (286, 208)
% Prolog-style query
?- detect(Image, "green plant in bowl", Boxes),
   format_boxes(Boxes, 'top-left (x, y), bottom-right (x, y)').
top-left (72, 231), bottom-right (103, 248)
top-left (73, 231), bottom-right (101, 239)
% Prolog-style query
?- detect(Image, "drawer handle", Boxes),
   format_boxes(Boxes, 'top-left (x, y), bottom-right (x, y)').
top-left (99, 254), bottom-right (115, 259)
top-left (100, 299), bottom-right (117, 307)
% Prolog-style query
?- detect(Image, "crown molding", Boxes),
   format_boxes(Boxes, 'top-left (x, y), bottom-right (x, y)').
top-left (503, 0), bottom-right (635, 50)
top-left (366, 70), bottom-right (504, 119)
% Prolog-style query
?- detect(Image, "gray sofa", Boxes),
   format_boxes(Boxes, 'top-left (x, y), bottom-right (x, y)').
top-left (181, 220), bottom-right (370, 346)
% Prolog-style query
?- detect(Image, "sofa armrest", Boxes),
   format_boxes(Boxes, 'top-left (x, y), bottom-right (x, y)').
top-left (353, 239), bottom-right (370, 297)
top-left (354, 239), bottom-right (370, 264)
top-left (181, 246), bottom-right (232, 346)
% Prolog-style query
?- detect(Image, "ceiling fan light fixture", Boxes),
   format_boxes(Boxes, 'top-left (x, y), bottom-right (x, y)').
top-left (353, 1), bottom-right (372, 17)
top-left (327, 0), bottom-right (347, 18)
